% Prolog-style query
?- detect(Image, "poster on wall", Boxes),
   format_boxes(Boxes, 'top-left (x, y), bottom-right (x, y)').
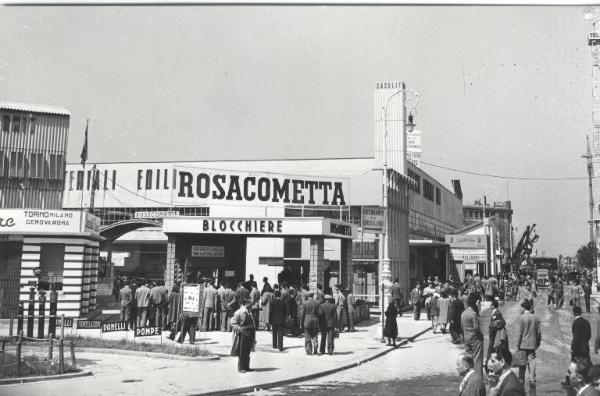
top-left (191, 246), bottom-right (225, 257)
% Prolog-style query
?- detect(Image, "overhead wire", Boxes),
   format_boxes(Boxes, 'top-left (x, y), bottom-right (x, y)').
top-left (420, 160), bottom-right (588, 181)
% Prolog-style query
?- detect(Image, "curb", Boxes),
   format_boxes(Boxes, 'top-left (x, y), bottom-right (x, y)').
top-left (74, 347), bottom-right (220, 361)
top-left (0, 370), bottom-right (93, 385)
top-left (192, 326), bottom-right (433, 396)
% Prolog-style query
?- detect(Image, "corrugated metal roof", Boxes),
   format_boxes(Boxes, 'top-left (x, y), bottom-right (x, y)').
top-left (0, 100), bottom-right (70, 116)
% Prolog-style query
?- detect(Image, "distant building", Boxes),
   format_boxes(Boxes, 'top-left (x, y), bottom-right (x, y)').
top-left (0, 101), bottom-right (70, 209)
top-left (463, 200), bottom-right (513, 255)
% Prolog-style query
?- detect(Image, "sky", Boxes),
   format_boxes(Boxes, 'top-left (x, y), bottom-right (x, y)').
top-left (0, 4), bottom-right (594, 257)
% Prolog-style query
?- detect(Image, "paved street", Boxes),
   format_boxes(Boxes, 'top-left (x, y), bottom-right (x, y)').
top-left (250, 287), bottom-right (600, 395)
top-left (0, 315), bottom-right (431, 395)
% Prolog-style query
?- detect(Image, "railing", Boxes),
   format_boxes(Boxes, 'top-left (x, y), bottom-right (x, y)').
top-left (0, 331), bottom-right (76, 378)
top-left (11, 289), bottom-right (63, 339)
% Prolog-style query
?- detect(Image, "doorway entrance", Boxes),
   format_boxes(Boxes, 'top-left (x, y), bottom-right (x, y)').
top-left (0, 242), bottom-right (22, 319)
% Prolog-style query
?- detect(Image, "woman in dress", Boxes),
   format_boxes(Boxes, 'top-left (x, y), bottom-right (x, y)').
top-left (572, 279), bottom-right (584, 309)
top-left (230, 298), bottom-right (256, 373)
top-left (260, 289), bottom-right (273, 331)
top-left (437, 291), bottom-right (450, 334)
top-left (430, 294), bottom-right (440, 333)
top-left (383, 301), bottom-right (398, 347)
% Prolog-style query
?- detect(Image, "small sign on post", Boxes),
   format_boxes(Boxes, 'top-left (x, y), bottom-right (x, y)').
top-left (182, 284), bottom-right (202, 313)
top-left (134, 326), bottom-right (162, 337)
top-left (76, 320), bottom-right (102, 330)
top-left (101, 321), bottom-right (128, 333)
top-left (57, 317), bottom-right (73, 328)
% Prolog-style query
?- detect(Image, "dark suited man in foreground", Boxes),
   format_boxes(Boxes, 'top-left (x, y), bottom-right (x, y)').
top-left (301, 292), bottom-right (321, 355)
top-left (319, 295), bottom-right (337, 355)
top-left (269, 290), bottom-right (287, 351)
top-left (564, 305), bottom-right (592, 387)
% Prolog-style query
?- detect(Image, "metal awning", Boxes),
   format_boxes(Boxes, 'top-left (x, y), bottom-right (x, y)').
top-left (0, 100), bottom-right (70, 116)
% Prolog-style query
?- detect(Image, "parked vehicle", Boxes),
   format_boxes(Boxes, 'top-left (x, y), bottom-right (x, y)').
top-left (535, 269), bottom-right (550, 288)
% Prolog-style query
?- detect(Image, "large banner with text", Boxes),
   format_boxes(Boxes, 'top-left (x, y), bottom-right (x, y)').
top-left (62, 163), bottom-right (350, 210)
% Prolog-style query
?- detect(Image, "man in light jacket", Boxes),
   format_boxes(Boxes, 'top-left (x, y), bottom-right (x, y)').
top-left (250, 284), bottom-right (261, 330)
top-left (219, 282), bottom-right (236, 332)
top-left (202, 281), bottom-right (219, 331)
top-left (516, 299), bottom-right (542, 387)
top-left (334, 285), bottom-right (346, 333)
top-left (346, 289), bottom-right (356, 332)
top-left (119, 281), bottom-right (133, 326)
top-left (135, 282), bottom-right (151, 327)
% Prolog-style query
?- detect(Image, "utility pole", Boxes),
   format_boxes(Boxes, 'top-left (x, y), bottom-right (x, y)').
top-left (584, 135), bottom-right (596, 244)
top-left (483, 195), bottom-right (490, 276)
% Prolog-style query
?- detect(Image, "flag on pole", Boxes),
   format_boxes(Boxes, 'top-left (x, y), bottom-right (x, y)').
top-left (80, 120), bottom-right (89, 166)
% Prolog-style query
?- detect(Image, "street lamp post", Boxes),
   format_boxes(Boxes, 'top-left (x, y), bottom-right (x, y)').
top-left (379, 83), bottom-right (418, 341)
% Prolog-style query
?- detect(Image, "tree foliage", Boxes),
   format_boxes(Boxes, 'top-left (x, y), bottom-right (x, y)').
top-left (576, 241), bottom-right (598, 269)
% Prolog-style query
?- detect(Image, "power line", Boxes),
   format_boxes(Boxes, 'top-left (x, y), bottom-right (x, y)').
top-left (420, 160), bottom-right (587, 181)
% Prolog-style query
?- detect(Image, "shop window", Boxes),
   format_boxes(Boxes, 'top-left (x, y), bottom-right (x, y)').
top-left (11, 115), bottom-right (21, 133)
top-left (76, 170), bottom-right (84, 190)
top-left (48, 154), bottom-right (64, 180)
top-left (407, 169), bottom-right (421, 194)
top-left (8, 151), bottom-right (25, 178)
top-left (436, 187), bottom-right (441, 205)
top-left (29, 153), bottom-right (45, 179)
top-left (38, 244), bottom-right (65, 291)
top-left (1, 115), bottom-right (9, 133)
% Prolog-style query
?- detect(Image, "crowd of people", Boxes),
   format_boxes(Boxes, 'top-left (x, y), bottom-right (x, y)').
top-left (394, 271), bottom-right (600, 395)
top-left (118, 274), bottom-right (362, 373)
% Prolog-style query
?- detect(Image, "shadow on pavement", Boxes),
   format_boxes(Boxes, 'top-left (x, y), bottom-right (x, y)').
top-left (251, 373), bottom-right (461, 395)
top-left (76, 358), bottom-right (99, 368)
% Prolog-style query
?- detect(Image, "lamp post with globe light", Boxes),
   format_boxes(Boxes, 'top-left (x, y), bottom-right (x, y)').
top-left (379, 82), bottom-right (419, 341)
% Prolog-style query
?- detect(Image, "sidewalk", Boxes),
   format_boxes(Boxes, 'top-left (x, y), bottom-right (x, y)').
top-left (1, 315), bottom-right (432, 396)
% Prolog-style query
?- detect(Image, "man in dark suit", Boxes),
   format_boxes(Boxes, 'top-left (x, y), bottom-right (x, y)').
top-left (244, 274), bottom-right (258, 292)
top-left (462, 293), bottom-right (484, 376)
top-left (319, 295), bottom-right (337, 355)
top-left (487, 345), bottom-right (526, 396)
top-left (564, 306), bottom-right (592, 387)
top-left (456, 353), bottom-right (485, 396)
top-left (301, 292), bottom-right (321, 355)
top-left (448, 290), bottom-right (465, 344)
top-left (269, 290), bottom-right (287, 351)
top-left (389, 279), bottom-right (403, 313)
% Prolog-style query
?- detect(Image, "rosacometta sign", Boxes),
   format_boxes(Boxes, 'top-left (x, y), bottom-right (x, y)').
top-left (63, 165), bottom-right (349, 208)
